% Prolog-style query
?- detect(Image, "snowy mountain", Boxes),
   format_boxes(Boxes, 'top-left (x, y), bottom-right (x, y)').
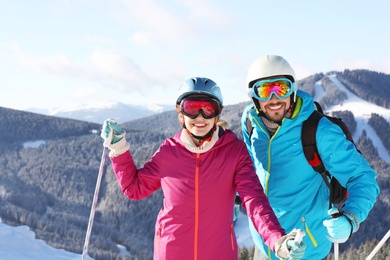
top-left (0, 72), bottom-right (390, 260)
top-left (318, 75), bottom-right (390, 164)
top-left (26, 100), bottom-right (174, 124)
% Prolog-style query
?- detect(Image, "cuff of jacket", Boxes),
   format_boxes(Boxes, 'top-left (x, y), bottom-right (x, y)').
top-left (108, 135), bottom-right (130, 158)
top-left (343, 210), bottom-right (359, 233)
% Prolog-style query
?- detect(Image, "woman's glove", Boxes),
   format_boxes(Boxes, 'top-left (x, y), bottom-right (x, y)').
top-left (323, 207), bottom-right (356, 243)
top-left (101, 119), bottom-right (124, 145)
top-left (287, 239), bottom-right (306, 260)
top-left (100, 119), bottom-right (129, 157)
top-left (275, 229), bottom-right (306, 259)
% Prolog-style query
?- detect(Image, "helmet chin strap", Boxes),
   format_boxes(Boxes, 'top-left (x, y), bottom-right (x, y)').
top-left (189, 125), bottom-right (216, 141)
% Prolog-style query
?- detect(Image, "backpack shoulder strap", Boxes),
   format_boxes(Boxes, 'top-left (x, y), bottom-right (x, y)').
top-left (301, 109), bottom-right (326, 174)
top-left (314, 101), bottom-right (324, 114)
top-left (302, 102), bottom-right (349, 208)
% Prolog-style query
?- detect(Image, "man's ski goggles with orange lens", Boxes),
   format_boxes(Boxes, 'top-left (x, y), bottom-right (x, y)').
top-left (180, 98), bottom-right (221, 119)
top-left (249, 78), bottom-right (294, 101)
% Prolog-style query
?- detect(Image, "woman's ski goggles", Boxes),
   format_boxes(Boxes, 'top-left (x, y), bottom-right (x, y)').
top-left (249, 78), bottom-right (295, 101)
top-left (180, 98), bottom-right (221, 119)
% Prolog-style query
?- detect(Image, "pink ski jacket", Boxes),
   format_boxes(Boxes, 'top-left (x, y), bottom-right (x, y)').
top-left (110, 128), bottom-right (285, 260)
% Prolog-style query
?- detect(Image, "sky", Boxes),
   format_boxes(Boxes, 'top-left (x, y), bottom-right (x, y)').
top-left (0, 0), bottom-right (389, 112)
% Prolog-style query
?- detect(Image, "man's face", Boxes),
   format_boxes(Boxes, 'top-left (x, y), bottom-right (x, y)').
top-left (258, 92), bottom-right (291, 122)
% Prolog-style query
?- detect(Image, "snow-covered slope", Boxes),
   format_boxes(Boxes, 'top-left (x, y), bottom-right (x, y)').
top-left (0, 220), bottom-right (91, 260)
top-left (315, 75), bottom-right (390, 164)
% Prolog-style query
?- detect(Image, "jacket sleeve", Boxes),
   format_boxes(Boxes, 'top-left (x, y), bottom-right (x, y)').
top-left (110, 146), bottom-right (162, 200)
top-left (234, 143), bottom-right (285, 251)
top-left (317, 117), bottom-right (380, 225)
top-left (241, 104), bottom-right (255, 155)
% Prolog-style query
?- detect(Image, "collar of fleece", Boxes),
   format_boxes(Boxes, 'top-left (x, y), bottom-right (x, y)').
top-left (180, 126), bottom-right (220, 154)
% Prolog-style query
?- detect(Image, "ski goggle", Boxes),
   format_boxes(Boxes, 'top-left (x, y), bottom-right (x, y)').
top-left (249, 78), bottom-right (294, 101)
top-left (180, 98), bottom-right (221, 119)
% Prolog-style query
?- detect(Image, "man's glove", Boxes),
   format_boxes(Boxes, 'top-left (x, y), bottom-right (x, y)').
top-left (100, 119), bottom-right (129, 157)
top-left (323, 207), bottom-right (355, 243)
top-left (275, 229), bottom-right (306, 259)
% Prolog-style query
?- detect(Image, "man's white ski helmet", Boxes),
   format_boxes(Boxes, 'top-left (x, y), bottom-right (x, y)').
top-left (246, 55), bottom-right (297, 90)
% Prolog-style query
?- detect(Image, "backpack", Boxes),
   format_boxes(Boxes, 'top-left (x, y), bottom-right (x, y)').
top-left (245, 101), bottom-right (360, 209)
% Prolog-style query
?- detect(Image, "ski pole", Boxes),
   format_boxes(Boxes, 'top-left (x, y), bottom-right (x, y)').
top-left (334, 242), bottom-right (339, 260)
top-left (366, 228), bottom-right (390, 260)
top-left (82, 118), bottom-right (116, 260)
top-left (82, 146), bottom-right (109, 260)
top-left (82, 119), bottom-right (116, 259)
top-left (290, 229), bottom-right (306, 260)
top-left (330, 208), bottom-right (342, 260)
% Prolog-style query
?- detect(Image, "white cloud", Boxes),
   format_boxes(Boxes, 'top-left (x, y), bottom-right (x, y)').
top-left (72, 86), bottom-right (99, 99)
top-left (11, 43), bottom-right (83, 76)
top-left (89, 48), bottom-right (148, 86)
top-left (379, 58), bottom-right (390, 74)
top-left (130, 32), bottom-right (152, 45)
top-left (83, 35), bottom-right (115, 46)
top-left (292, 63), bottom-right (316, 81)
top-left (180, 0), bottom-right (233, 28)
top-left (119, 0), bottom-right (193, 43)
top-left (10, 43), bottom-right (154, 93)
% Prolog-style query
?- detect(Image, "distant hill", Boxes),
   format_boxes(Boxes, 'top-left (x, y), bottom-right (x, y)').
top-left (26, 100), bottom-right (174, 124)
top-left (0, 69), bottom-right (389, 259)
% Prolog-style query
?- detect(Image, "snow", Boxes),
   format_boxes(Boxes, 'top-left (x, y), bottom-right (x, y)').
top-left (4, 76), bottom-right (390, 257)
top-left (0, 219), bottom-right (91, 260)
top-left (315, 75), bottom-right (390, 164)
top-left (23, 140), bottom-right (46, 149)
top-left (0, 213), bottom-right (252, 259)
top-left (117, 244), bottom-right (132, 257)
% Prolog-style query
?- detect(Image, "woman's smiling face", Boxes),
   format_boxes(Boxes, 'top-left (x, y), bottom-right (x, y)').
top-left (182, 113), bottom-right (217, 137)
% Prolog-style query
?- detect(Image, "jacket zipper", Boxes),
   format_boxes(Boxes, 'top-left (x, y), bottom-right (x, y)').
top-left (194, 153), bottom-right (200, 260)
top-left (230, 224), bottom-right (235, 250)
top-left (251, 114), bottom-right (271, 195)
top-left (301, 216), bottom-right (318, 247)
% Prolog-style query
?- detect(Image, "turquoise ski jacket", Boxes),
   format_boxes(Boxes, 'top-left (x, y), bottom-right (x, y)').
top-left (241, 90), bottom-right (379, 259)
